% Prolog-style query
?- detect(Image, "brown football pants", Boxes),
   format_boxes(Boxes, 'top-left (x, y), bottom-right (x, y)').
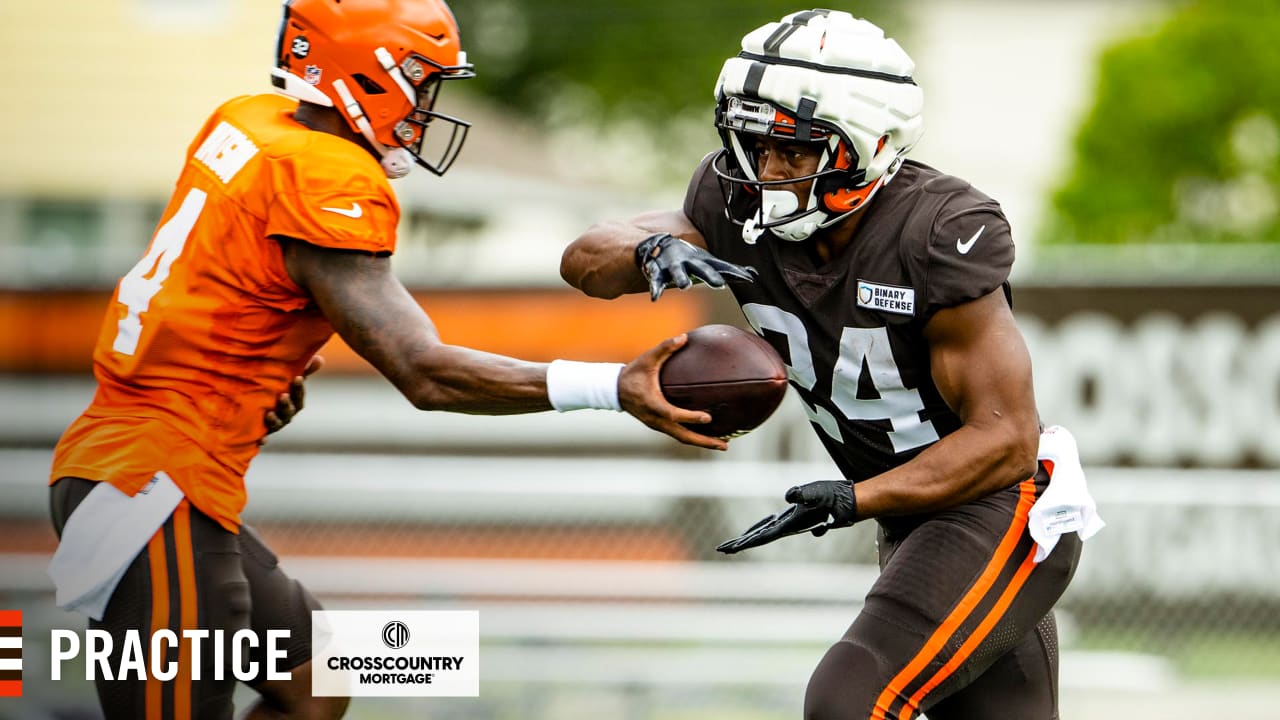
top-left (805, 464), bottom-right (1082, 720)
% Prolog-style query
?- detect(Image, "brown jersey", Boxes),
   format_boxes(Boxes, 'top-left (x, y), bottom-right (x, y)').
top-left (684, 153), bottom-right (1015, 481)
top-left (51, 94), bottom-right (400, 531)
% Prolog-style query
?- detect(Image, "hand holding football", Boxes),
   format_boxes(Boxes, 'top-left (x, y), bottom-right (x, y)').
top-left (659, 324), bottom-right (789, 438)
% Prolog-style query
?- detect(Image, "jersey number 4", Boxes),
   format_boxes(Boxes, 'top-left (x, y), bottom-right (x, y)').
top-left (113, 189), bottom-right (207, 356)
top-left (742, 303), bottom-right (938, 453)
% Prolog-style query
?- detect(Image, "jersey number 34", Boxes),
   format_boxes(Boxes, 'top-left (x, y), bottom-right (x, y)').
top-left (742, 303), bottom-right (938, 453)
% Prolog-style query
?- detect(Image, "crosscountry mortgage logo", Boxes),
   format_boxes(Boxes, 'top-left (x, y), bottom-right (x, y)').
top-left (382, 621), bottom-right (410, 650)
top-left (0, 610), bottom-right (21, 697)
top-left (313, 611), bottom-right (479, 697)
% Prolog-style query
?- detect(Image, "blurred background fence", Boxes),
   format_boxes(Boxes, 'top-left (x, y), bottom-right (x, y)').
top-left (2, 1), bottom-right (1280, 719)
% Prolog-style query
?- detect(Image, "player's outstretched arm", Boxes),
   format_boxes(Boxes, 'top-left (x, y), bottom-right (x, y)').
top-left (561, 210), bottom-right (753, 301)
top-left (281, 237), bottom-right (549, 413)
top-left (279, 237), bottom-right (728, 449)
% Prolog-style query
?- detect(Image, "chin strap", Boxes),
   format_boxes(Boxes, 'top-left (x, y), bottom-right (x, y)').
top-left (332, 79), bottom-right (413, 179)
top-left (380, 149), bottom-right (413, 179)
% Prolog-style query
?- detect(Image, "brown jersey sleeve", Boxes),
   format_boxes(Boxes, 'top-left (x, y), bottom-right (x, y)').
top-left (923, 197), bottom-right (1015, 313)
top-left (682, 152), bottom-right (728, 246)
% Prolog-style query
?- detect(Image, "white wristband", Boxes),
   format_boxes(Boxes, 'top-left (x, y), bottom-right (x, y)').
top-left (546, 360), bottom-right (625, 412)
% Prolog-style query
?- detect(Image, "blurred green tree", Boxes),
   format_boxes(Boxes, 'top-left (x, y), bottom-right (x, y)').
top-left (448, 1), bottom-right (899, 186)
top-left (452, 1), bottom-right (899, 123)
top-left (1048, 0), bottom-right (1280, 245)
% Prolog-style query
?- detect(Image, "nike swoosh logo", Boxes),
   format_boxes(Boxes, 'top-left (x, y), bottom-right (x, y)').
top-left (321, 202), bottom-right (363, 219)
top-left (956, 225), bottom-right (986, 255)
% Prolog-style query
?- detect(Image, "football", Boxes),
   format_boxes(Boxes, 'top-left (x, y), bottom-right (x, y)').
top-left (659, 324), bottom-right (789, 439)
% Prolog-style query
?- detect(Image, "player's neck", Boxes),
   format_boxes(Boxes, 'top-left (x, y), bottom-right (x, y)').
top-left (293, 103), bottom-right (376, 156)
top-left (811, 207), bottom-right (867, 265)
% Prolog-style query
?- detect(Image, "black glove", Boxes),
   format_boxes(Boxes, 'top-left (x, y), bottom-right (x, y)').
top-left (634, 233), bottom-right (756, 301)
top-left (716, 480), bottom-right (859, 555)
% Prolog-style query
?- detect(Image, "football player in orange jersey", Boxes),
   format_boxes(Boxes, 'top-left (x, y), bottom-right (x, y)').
top-left (45, 1), bottom-right (752, 718)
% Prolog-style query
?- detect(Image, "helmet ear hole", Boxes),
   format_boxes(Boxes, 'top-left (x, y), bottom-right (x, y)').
top-left (352, 74), bottom-right (387, 95)
top-left (829, 139), bottom-right (855, 171)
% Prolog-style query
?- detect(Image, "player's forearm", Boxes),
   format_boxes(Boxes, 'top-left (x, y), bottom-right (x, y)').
top-left (560, 221), bottom-right (649, 299)
top-left (854, 421), bottom-right (1039, 518)
top-left (398, 344), bottom-right (553, 414)
top-left (331, 297), bottom-right (553, 413)
top-left (285, 240), bottom-right (554, 414)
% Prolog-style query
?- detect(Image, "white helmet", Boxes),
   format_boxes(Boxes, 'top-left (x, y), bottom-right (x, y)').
top-left (712, 10), bottom-right (924, 242)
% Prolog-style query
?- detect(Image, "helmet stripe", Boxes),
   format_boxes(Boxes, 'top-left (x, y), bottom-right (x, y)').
top-left (743, 61), bottom-right (767, 98)
top-left (738, 51), bottom-right (916, 85)
top-left (789, 9), bottom-right (831, 26)
top-left (762, 24), bottom-right (800, 56)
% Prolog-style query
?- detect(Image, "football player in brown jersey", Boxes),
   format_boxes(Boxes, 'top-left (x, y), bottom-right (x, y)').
top-left (561, 9), bottom-right (1084, 720)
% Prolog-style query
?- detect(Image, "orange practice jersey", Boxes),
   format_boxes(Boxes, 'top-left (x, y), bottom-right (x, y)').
top-left (51, 94), bottom-right (400, 531)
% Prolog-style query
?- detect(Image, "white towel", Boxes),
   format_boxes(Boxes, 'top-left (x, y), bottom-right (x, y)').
top-left (1029, 426), bottom-right (1105, 563)
top-left (48, 472), bottom-right (185, 620)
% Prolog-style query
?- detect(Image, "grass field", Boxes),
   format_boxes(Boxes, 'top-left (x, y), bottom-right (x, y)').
top-left (1077, 628), bottom-right (1280, 679)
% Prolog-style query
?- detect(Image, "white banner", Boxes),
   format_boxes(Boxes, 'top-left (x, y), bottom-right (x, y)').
top-left (1021, 312), bottom-right (1280, 466)
top-left (311, 610), bottom-right (479, 697)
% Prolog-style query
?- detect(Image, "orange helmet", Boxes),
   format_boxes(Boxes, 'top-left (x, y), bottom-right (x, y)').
top-left (272, 0), bottom-right (475, 177)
